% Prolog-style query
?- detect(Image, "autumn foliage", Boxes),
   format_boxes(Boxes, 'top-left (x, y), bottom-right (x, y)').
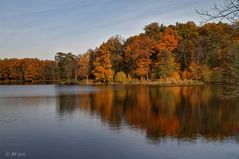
top-left (92, 43), bottom-right (113, 83)
top-left (124, 35), bottom-right (154, 80)
top-left (157, 27), bottom-right (179, 53)
top-left (0, 22), bottom-right (239, 83)
top-left (0, 58), bottom-right (57, 82)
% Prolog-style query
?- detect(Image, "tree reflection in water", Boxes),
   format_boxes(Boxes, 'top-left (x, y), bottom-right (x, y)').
top-left (56, 85), bottom-right (239, 142)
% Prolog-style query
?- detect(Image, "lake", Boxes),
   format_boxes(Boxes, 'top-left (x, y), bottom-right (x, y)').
top-left (0, 85), bottom-right (239, 159)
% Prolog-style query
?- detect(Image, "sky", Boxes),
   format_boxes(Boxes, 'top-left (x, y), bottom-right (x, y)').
top-left (0, 0), bottom-right (220, 60)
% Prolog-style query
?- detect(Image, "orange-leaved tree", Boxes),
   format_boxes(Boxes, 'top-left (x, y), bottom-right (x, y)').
top-left (78, 52), bottom-right (90, 80)
top-left (157, 27), bottom-right (179, 53)
top-left (151, 27), bottom-right (179, 79)
top-left (92, 43), bottom-right (113, 83)
top-left (124, 35), bottom-right (154, 80)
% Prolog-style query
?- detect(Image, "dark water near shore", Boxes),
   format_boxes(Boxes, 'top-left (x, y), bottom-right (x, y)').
top-left (0, 85), bottom-right (239, 159)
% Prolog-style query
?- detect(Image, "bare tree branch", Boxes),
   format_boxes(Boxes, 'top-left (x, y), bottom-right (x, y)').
top-left (196, 0), bottom-right (239, 24)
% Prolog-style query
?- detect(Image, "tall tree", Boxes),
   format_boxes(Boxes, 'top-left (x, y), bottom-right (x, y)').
top-left (225, 42), bottom-right (239, 82)
top-left (23, 58), bottom-right (41, 82)
top-left (150, 27), bottom-right (179, 79)
top-left (8, 59), bottom-right (19, 80)
top-left (55, 52), bottom-right (67, 80)
top-left (65, 53), bottom-right (78, 80)
top-left (124, 35), bottom-right (154, 80)
top-left (0, 59), bottom-right (10, 80)
top-left (144, 22), bottom-right (165, 42)
top-left (105, 36), bottom-right (124, 73)
top-left (88, 49), bottom-right (97, 79)
top-left (40, 60), bottom-right (57, 81)
top-left (92, 43), bottom-right (113, 83)
top-left (153, 49), bottom-right (179, 79)
top-left (156, 27), bottom-right (179, 53)
top-left (174, 22), bottom-right (199, 70)
top-left (78, 53), bottom-right (90, 80)
top-left (199, 23), bottom-right (231, 68)
top-left (14, 59), bottom-right (24, 81)
top-left (55, 52), bottom-right (78, 80)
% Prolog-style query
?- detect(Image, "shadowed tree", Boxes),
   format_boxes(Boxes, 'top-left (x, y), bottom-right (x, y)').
top-left (40, 60), bottom-right (57, 81)
top-left (224, 42), bottom-right (239, 83)
top-left (55, 52), bottom-right (78, 81)
top-left (197, 0), bottom-right (239, 98)
top-left (105, 36), bottom-right (124, 74)
top-left (174, 22), bottom-right (199, 71)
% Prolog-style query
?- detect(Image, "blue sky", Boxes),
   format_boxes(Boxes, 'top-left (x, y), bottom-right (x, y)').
top-left (0, 0), bottom-right (218, 59)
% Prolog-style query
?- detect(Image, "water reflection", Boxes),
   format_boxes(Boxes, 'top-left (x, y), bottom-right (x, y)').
top-left (56, 85), bottom-right (239, 142)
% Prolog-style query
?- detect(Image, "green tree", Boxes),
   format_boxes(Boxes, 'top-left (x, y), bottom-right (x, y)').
top-left (55, 52), bottom-right (78, 80)
top-left (199, 23), bottom-right (231, 68)
top-left (225, 43), bottom-right (239, 83)
top-left (144, 22), bottom-right (165, 42)
top-left (174, 22), bottom-right (199, 71)
top-left (55, 52), bottom-right (67, 80)
top-left (105, 36), bottom-right (124, 73)
top-left (153, 49), bottom-right (179, 79)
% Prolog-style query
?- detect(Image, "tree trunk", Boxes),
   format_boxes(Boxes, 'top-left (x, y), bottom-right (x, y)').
top-left (75, 72), bottom-right (77, 81)
top-left (86, 75), bottom-right (88, 84)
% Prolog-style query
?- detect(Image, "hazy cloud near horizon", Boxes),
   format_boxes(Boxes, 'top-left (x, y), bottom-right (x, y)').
top-left (0, 0), bottom-right (219, 59)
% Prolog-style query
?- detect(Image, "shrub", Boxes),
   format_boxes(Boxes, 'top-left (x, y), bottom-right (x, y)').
top-left (171, 72), bottom-right (181, 81)
top-left (182, 71), bottom-right (192, 80)
top-left (115, 71), bottom-right (127, 83)
top-left (200, 64), bottom-right (212, 82)
top-left (210, 67), bottom-right (223, 82)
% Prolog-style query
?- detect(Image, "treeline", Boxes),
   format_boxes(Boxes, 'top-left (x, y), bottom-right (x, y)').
top-left (0, 58), bottom-right (57, 82)
top-left (0, 21), bottom-right (239, 83)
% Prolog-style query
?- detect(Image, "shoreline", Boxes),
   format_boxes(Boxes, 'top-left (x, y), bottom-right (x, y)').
top-left (0, 80), bottom-right (232, 86)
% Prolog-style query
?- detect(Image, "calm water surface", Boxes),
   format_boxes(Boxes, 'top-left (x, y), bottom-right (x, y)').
top-left (0, 85), bottom-right (239, 159)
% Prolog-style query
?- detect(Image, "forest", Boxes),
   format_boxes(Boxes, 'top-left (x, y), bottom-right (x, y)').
top-left (0, 21), bottom-right (239, 84)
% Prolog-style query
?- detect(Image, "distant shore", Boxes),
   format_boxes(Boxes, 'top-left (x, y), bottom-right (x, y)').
top-left (0, 80), bottom-right (212, 86)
